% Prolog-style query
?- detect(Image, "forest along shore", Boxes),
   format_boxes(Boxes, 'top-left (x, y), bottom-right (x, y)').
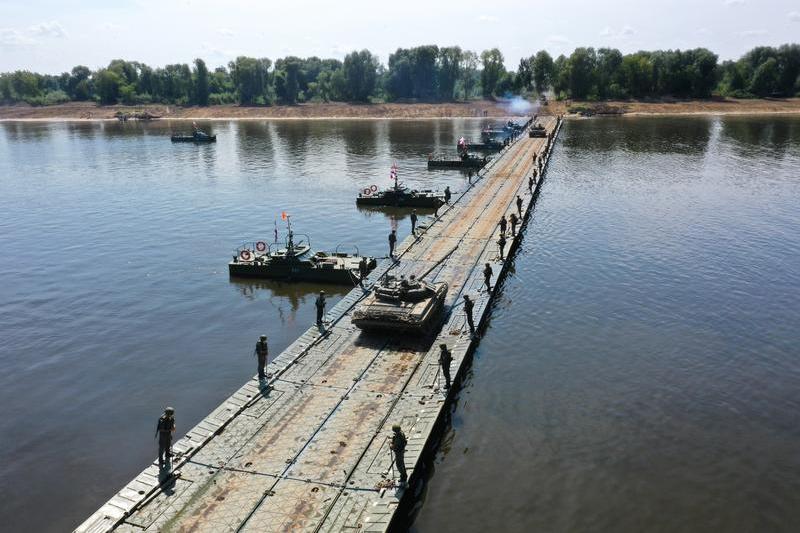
top-left (2, 97), bottom-right (800, 121)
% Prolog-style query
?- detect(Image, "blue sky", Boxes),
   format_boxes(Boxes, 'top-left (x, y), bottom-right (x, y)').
top-left (1, 0), bottom-right (799, 73)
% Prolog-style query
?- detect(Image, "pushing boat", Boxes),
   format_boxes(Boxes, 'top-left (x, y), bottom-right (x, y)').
top-left (229, 227), bottom-right (376, 284)
top-left (171, 122), bottom-right (216, 143)
top-left (427, 152), bottom-right (489, 170)
top-left (457, 136), bottom-right (504, 152)
top-left (356, 163), bottom-right (445, 208)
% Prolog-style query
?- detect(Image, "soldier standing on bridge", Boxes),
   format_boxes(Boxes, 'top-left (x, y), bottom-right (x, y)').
top-left (358, 257), bottom-right (369, 287)
top-left (439, 343), bottom-right (453, 390)
top-left (444, 186), bottom-right (452, 204)
top-left (156, 407), bottom-right (176, 469)
top-left (389, 230), bottom-right (397, 258)
top-left (483, 262), bottom-right (493, 292)
top-left (509, 212), bottom-right (519, 237)
top-left (498, 233), bottom-right (507, 260)
top-left (463, 294), bottom-right (476, 337)
top-left (528, 174), bottom-right (534, 191)
top-left (410, 210), bottom-right (418, 236)
top-left (255, 334), bottom-right (268, 380)
top-left (499, 215), bottom-right (507, 236)
top-left (390, 425), bottom-right (408, 485)
top-left (516, 195), bottom-right (523, 217)
top-left (315, 290), bottom-right (326, 326)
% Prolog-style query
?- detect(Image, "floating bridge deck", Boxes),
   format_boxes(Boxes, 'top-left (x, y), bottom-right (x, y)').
top-left (78, 115), bottom-right (563, 533)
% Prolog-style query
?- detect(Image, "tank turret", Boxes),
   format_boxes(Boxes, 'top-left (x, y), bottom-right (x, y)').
top-left (352, 274), bottom-right (448, 334)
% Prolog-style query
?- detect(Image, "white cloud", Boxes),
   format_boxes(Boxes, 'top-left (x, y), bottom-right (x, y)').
top-left (546, 34), bottom-right (571, 45)
top-left (789, 11), bottom-right (800, 21)
top-left (330, 43), bottom-right (356, 58)
top-left (200, 42), bottom-right (239, 60)
top-left (476, 15), bottom-right (499, 23)
top-left (28, 21), bottom-right (67, 39)
top-left (100, 22), bottom-right (122, 32)
top-left (0, 28), bottom-right (37, 47)
top-left (724, 0), bottom-right (745, 6)
top-left (217, 28), bottom-right (234, 38)
top-left (599, 25), bottom-right (636, 39)
top-left (0, 21), bottom-right (66, 48)
top-left (740, 29), bottom-right (766, 37)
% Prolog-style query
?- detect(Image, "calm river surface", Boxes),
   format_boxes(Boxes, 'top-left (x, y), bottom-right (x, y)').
top-left (1, 116), bottom-right (799, 532)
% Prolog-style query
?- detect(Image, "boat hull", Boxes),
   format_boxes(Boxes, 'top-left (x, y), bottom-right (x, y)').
top-left (356, 193), bottom-right (443, 208)
top-left (427, 158), bottom-right (486, 170)
top-left (171, 135), bottom-right (217, 143)
top-left (228, 256), bottom-right (376, 284)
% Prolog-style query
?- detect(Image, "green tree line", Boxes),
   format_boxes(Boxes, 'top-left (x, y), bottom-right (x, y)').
top-left (2, 44), bottom-right (798, 106)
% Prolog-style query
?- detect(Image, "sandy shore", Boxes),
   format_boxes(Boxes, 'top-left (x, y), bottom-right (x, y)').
top-left (554, 97), bottom-right (800, 117)
top-left (0, 101), bottom-right (516, 121)
top-left (2, 98), bottom-right (799, 121)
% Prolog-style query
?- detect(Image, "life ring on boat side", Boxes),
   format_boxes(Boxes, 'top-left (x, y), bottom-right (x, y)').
top-left (363, 188), bottom-right (372, 196)
top-left (240, 249), bottom-right (252, 261)
top-left (370, 184), bottom-right (378, 192)
top-left (255, 241), bottom-right (267, 252)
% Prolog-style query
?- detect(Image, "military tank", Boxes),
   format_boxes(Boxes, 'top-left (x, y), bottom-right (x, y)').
top-left (529, 121), bottom-right (547, 138)
top-left (352, 274), bottom-right (448, 334)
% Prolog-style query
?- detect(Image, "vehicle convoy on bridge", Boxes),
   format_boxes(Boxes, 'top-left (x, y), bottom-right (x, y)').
top-left (78, 114), bottom-right (564, 533)
top-left (229, 225), bottom-right (376, 284)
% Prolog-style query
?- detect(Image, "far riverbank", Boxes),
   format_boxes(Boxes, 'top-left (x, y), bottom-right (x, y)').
top-left (1, 98), bottom-right (799, 121)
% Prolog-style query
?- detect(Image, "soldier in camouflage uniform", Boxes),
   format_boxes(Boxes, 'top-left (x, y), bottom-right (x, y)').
top-left (439, 343), bottom-right (452, 389)
top-left (255, 335), bottom-right (268, 380)
top-left (156, 407), bottom-right (176, 469)
top-left (390, 425), bottom-right (408, 484)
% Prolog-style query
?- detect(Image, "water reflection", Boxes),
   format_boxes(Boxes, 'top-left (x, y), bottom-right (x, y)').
top-left (0, 116), bottom-right (527, 532)
top-left (720, 116), bottom-right (800, 153)
top-left (563, 116), bottom-right (713, 154)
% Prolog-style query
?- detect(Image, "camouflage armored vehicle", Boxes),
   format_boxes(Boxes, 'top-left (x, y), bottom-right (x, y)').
top-left (352, 274), bottom-right (448, 334)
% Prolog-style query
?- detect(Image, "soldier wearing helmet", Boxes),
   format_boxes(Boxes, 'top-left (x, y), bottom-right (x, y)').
top-left (156, 407), bottom-right (176, 469)
top-left (390, 425), bottom-right (408, 484)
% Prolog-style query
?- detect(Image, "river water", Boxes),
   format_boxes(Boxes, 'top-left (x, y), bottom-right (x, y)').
top-left (1, 116), bottom-right (799, 532)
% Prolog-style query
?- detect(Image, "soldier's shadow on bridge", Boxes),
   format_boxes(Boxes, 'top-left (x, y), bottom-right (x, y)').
top-left (157, 468), bottom-right (178, 496)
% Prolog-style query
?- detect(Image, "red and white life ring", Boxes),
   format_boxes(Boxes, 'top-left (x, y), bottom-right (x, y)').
top-left (255, 241), bottom-right (267, 252)
top-left (370, 184), bottom-right (378, 192)
top-left (239, 249), bottom-right (252, 261)
top-left (363, 188), bottom-right (372, 196)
